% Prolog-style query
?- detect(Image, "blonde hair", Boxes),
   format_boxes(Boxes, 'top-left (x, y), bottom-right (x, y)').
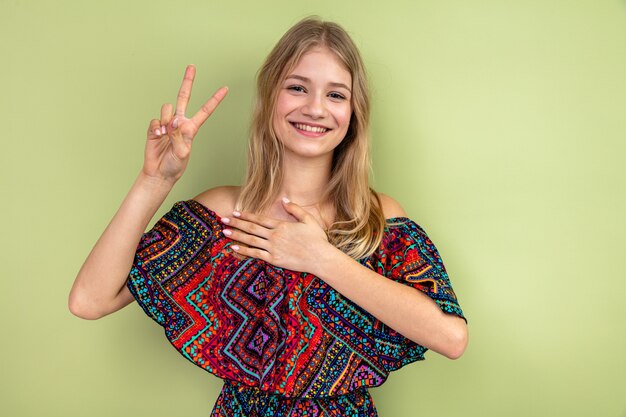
top-left (237, 17), bottom-right (386, 260)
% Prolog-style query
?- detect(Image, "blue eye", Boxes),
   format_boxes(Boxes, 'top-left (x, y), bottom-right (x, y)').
top-left (287, 85), bottom-right (306, 93)
top-left (328, 92), bottom-right (346, 100)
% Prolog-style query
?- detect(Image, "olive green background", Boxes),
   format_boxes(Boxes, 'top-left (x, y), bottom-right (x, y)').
top-left (1, 1), bottom-right (625, 416)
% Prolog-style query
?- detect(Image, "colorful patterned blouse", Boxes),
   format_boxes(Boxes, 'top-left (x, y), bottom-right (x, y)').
top-left (126, 200), bottom-right (465, 416)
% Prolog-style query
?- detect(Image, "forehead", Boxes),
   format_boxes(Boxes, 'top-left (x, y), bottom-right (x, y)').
top-left (285, 47), bottom-right (351, 84)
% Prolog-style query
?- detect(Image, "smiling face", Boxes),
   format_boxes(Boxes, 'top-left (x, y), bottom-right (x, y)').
top-left (272, 47), bottom-right (353, 163)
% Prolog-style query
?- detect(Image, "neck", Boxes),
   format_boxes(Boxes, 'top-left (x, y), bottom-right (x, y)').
top-left (278, 153), bottom-right (332, 207)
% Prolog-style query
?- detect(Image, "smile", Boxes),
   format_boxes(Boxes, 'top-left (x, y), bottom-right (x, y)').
top-left (291, 122), bottom-right (329, 134)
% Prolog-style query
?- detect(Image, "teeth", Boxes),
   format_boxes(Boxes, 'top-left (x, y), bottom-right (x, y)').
top-left (294, 123), bottom-right (328, 133)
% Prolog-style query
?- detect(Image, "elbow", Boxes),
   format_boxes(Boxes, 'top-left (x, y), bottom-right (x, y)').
top-left (68, 288), bottom-right (106, 320)
top-left (442, 319), bottom-right (469, 360)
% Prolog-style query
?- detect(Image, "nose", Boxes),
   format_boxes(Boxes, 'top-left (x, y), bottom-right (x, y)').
top-left (302, 92), bottom-right (326, 119)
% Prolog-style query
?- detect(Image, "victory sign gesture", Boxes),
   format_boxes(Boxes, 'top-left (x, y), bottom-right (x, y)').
top-left (142, 65), bottom-right (228, 183)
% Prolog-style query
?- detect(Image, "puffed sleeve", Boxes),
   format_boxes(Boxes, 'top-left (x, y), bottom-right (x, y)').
top-left (126, 200), bottom-right (216, 332)
top-left (383, 218), bottom-right (465, 319)
top-left (372, 217), bottom-right (466, 370)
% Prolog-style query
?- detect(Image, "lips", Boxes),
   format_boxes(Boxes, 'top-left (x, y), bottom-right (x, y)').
top-left (291, 122), bottom-right (330, 134)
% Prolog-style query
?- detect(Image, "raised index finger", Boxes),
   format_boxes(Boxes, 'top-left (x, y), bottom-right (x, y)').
top-left (176, 64), bottom-right (196, 117)
top-left (190, 86), bottom-right (229, 128)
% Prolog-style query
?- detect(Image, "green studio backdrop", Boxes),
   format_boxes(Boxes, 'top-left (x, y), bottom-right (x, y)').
top-left (1, 1), bottom-right (625, 416)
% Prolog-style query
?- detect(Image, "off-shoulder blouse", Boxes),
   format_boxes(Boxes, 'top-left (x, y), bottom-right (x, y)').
top-left (126, 200), bottom-right (465, 416)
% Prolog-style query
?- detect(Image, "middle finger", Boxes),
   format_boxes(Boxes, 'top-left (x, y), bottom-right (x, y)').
top-left (224, 228), bottom-right (270, 252)
top-left (176, 64), bottom-right (196, 117)
top-left (222, 216), bottom-right (272, 239)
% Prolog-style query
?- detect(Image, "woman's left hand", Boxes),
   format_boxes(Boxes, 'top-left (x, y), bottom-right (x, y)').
top-left (220, 198), bottom-right (335, 274)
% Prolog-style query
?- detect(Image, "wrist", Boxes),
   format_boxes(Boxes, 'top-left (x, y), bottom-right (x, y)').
top-left (137, 171), bottom-right (177, 192)
top-left (310, 243), bottom-right (349, 279)
top-left (133, 172), bottom-right (177, 206)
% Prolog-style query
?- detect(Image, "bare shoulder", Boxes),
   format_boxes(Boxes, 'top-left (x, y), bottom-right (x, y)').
top-left (192, 185), bottom-right (241, 218)
top-left (377, 192), bottom-right (408, 219)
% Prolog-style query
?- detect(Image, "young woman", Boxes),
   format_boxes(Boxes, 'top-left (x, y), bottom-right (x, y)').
top-left (69, 17), bottom-right (468, 417)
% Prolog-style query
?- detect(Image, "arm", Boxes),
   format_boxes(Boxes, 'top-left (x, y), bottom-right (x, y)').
top-left (68, 174), bottom-right (174, 320)
top-left (314, 246), bottom-right (468, 359)
top-left (329, 192), bottom-right (468, 358)
top-left (220, 195), bottom-right (468, 359)
top-left (68, 65), bottom-right (228, 320)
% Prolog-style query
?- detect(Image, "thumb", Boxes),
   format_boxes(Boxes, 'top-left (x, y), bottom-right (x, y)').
top-left (281, 197), bottom-right (310, 222)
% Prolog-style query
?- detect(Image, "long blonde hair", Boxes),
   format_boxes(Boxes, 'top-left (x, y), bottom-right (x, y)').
top-left (237, 17), bottom-right (386, 260)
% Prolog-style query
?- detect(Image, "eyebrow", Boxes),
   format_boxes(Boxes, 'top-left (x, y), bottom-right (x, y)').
top-left (286, 74), bottom-right (352, 93)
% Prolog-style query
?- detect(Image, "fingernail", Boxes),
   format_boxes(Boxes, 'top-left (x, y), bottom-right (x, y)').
top-left (154, 129), bottom-right (161, 136)
top-left (172, 118), bottom-right (178, 129)
top-left (282, 197), bottom-right (290, 203)
top-left (221, 217), bottom-right (230, 224)
top-left (161, 126), bottom-right (166, 135)
top-left (222, 229), bottom-right (232, 236)
top-left (232, 245), bottom-right (240, 251)
top-left (233, 211), bottom-right (241, 217)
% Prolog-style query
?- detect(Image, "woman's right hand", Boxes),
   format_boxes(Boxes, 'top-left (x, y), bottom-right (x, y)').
top-left (142, 65), bottom-right (228, 183)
